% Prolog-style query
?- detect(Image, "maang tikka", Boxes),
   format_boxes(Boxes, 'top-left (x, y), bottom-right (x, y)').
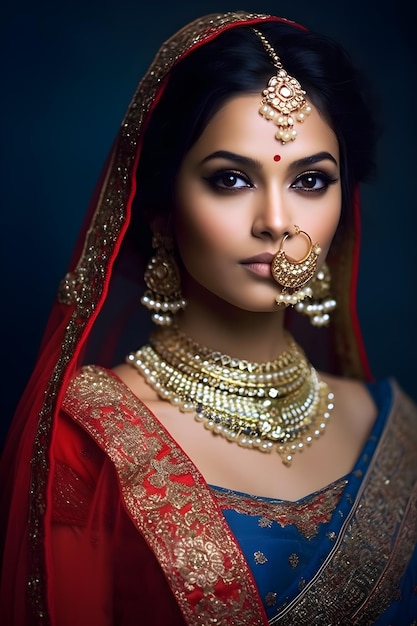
top-left (141, 233), bottom-right (187, 325)
top-left (253, 28), bottom-right (311, 143)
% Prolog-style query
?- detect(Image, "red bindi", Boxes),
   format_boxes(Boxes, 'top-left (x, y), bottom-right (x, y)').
top-left (273, 154), bottom-right (281, 162)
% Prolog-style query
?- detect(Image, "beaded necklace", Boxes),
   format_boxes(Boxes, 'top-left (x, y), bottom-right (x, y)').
top-left (126, 326), bottom-right (334, 466)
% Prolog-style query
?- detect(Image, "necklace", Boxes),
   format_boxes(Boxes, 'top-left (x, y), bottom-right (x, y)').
top-left (126, 326), bottom-right (334, 466)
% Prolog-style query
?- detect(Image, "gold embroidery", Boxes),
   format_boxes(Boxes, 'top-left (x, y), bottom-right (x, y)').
top-left (212, 480), bottom-right (347, 540)
top-left (259, 517), bottom-right (273, 528)
top-left (63, 366), bottom-right (267, 625)
top-left (174, 536), bottom-right (229, 590)
top-left (254, 551), bottom-right (268, 565)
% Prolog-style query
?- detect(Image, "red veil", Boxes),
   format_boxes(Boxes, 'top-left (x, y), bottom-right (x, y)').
top-left (0, 11), bottom-right (372, 625)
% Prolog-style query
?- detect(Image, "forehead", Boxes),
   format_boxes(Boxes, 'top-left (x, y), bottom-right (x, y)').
top-left (186, 94), bottom-right (339, 163)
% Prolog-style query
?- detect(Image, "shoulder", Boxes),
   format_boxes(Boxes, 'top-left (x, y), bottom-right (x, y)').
top-left (55, 366), bottom-right (121, 480)
top-left (386, 379), bottom-right (417, 446)
top-left (64, 364), bottom-right (122, 403)
top-left (320, 372), bottom-right (377, 439)
top-left (389, 379), bottom-right (417, 415)
top-left (61, 364), bottom-right (164, 453)
top-left (322, 374), bottom-right (417, 449)
top-left (62, 364), bottom-right (150, 414)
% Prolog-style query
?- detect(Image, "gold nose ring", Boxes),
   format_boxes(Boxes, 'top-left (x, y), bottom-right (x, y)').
top-left (271, 225), bottom-right (321, 290)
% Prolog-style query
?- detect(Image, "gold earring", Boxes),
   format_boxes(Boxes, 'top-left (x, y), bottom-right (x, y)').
top-left (141, 234), bottom-right (186, 325)
top-left (294, 262), bottom-right (337, 327)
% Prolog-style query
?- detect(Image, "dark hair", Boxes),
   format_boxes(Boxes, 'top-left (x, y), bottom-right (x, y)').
top-left (132, 21), bottom-right (379, 252)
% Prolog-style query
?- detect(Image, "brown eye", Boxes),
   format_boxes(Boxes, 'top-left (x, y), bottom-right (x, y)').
top-left (222, 173), bottom-right (239, 187)
top-left (204, 170), bottom-right (253, 191)
top-left (291, 170), bottom-right (338, 193)
top-left (303, 175), bottom-right (318, 189)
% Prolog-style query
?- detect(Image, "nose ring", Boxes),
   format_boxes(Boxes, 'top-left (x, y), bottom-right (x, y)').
top-left (271, 225), bottom-right (321, 290)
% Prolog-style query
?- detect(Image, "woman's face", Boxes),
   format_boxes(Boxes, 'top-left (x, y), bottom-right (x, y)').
top-left (174, 94), bottom-right (341, 313)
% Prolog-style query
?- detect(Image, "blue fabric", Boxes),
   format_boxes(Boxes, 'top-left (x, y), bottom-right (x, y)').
top-left (211, 379), bottom-right (417, 623)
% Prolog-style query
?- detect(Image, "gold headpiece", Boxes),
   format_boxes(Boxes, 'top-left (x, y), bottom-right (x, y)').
top-left (253, 28), bottom-right (311, 143)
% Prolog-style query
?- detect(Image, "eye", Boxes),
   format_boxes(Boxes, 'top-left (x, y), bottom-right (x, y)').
top-left (291, 171), bottom-right (338, 193)
top-left (203, 170), bottom-right (253, 191)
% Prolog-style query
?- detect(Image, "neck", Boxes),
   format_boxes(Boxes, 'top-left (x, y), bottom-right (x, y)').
top-left (175, 298), bottom-right (288, 363)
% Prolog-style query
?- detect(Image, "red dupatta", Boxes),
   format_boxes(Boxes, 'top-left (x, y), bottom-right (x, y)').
top-left (0, 11), bottom-right (371, 625)
top-left (62, 365), bottom-right (269, 624)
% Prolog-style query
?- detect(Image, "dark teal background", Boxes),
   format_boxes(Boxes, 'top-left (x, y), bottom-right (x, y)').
top-left (1, 1), bottom-right (416, 444)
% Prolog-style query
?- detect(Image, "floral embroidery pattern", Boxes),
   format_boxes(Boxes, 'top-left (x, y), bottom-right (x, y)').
top-left (254, 551), bottom-right (268, 565)
top-left (174, 536), bottom-right (229, 590)
top-left (259, 517), bottom-right (273, 528)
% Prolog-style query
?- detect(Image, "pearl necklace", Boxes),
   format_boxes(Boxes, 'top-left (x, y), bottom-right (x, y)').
top-left (126, 327), bottom-right (334, 466)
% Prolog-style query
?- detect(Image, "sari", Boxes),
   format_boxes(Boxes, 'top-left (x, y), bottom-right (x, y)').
top-left (1, 11), bottom-right (416, 625)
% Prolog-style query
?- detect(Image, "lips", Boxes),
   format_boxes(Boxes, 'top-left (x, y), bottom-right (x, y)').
top-left (241, 253), bottom-right (275, 265)
top-left (240, 253), bottom-right (276, 277)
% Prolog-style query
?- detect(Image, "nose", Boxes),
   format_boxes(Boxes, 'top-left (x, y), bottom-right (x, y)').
top-left (251, 186), bottom-right (292, 242)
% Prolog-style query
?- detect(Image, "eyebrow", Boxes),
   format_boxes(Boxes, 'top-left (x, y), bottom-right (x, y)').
top-left (200, 150), bottom-right (338, 170)
top-left (289, 151), bottom-right (338, 170)
top-left (201, 150), bottom-right (262, 169)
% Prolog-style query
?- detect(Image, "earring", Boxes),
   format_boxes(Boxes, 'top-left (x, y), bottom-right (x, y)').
top-left (295, 262), bottom-right (337, 326)
top-left (273, 226), bottom-right (322, 306)
top-left (141, 233), bottom-right (187, 326)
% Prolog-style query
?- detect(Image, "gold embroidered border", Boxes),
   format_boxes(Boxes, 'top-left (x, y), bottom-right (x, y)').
top-left (269, 381), bottom-right (417, 624)
top-left (63, 365), bottom-right (268, 625)
top-left (212, 480), bottom-right (346, 540)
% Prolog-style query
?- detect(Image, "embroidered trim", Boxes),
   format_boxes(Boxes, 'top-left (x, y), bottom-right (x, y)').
top-left (211, 480), bottom-right (347, 540)
top-left (63, 366), bottom-right (268, 625)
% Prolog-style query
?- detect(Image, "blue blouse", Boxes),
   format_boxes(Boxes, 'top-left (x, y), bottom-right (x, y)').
top-left (211, 379), bottom-right (417, 623)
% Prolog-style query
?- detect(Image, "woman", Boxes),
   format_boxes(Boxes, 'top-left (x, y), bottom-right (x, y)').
top-left (1, 10), bottom-right (416, 625)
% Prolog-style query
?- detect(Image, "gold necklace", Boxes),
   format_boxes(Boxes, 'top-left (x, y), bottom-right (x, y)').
top-left (126, 326), bottom-right (334, 466)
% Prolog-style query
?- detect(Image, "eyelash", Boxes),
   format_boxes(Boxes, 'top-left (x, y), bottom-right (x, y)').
top-left (203, 169), bottom-right (339, 193)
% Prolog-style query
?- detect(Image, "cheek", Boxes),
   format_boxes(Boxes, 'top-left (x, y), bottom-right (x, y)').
top-left (175, 214), bottom-right (236, 279)
top-left (285, 197), bottom-right (341, 272)
top-left (174, 191), bottom-right (244, 260)
top-left (319, 195), bottom-right (342, 260)
top-left (307, 187), bottom-right (341, 249)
